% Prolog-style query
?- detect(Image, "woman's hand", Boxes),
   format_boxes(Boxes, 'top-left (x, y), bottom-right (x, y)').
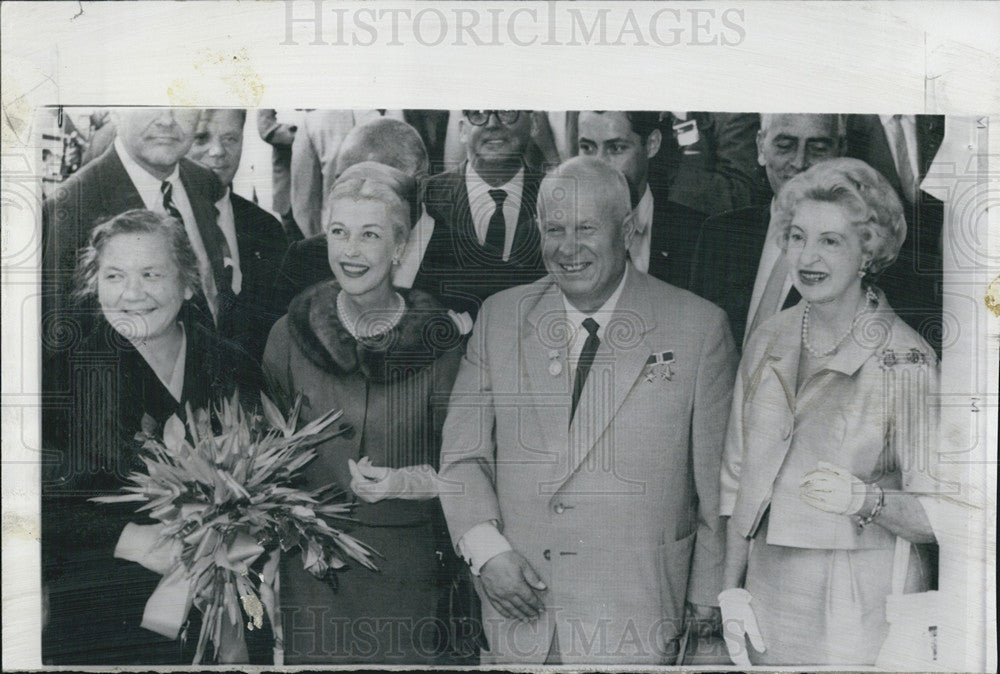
top-left (347, 457), bottom-right (439, 503)
top-left (718, 588), bottom-right (766, 667)
top-left (799, 461), bottom-right (869, 515)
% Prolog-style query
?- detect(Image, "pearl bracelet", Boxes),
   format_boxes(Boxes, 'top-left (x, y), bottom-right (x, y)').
top-left (856, 484), bottom-right (885, 528)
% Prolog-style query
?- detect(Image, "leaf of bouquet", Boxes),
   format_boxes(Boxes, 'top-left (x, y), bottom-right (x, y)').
top-left (223, 576), bottom-right (241, 628)
top-left (334, 532), bottom-right (382, 571)
top-left (218, 470), bottom-right (251, 501)
top-left (288, 394), bottom-right (303, 433)
top-left (163, 414), bottom-right (187, 453)
top-left (172, 448), bottom-right (217, 486)
top-left (259, 393), bottom-right (291, 437)
top-left (193, 600), bottom-right (213, 665)
top-left (290, 406), bottom-right (344, 441)
top-left (313, 503), bottom-right (356, 517)
top-left (88, 493), bottom-right (149, 503)
top-left (288, 505), bottom-right (317, 520)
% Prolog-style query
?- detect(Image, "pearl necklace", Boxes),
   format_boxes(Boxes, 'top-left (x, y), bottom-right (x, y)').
top-left (336, 290), bottom-right (405, 339)
top-left (801, 298), bottom-right (871, 358)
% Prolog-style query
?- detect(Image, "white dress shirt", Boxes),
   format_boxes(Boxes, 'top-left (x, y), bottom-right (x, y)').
top-left (114, 137), bottom-right (219, 318)
top-left (456, 267), bottom-right (630, 574)
top-left (745, 199), bottom-right (795, 343)
top-left (628, 185), bottom-right (654, 274)
top-left (465, 164), bottom-right (524, 261)
top-left (214, 188), bottom-right (243, 295)
top-left (391, 205), bottom-right (435, 289)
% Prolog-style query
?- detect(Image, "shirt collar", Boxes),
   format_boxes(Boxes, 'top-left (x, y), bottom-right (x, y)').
top-left (114, 136), bottom-right (180, 192)
top-left (631, 185), bottom-right (654, 235)
top-left (561, 264), bottom-right (630, 328)
top-left (466, 163), bottom-right (524, 205)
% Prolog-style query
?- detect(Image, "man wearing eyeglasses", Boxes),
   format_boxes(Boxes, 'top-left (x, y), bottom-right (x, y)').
top-left (412, 110), bottom-right (547, 321)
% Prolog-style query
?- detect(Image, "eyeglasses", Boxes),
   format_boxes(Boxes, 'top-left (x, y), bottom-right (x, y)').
top-left (463, 110), bottom-right (521, 126)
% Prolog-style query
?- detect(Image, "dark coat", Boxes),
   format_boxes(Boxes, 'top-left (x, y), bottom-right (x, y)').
top-left (412, 161), bottom-right (547, 319)
top-left (688, 204), bottom-right (772, 351)
top-left (40, 308), bottom-right (264, 665)
top-left (227, 192), bottom-right (290, 363)
top-left (262, 281), bottom-right (465, 663)
top-left (271, 233), bottom-right (330, 315)
top-left (645, 187), bottom-right (710, 291)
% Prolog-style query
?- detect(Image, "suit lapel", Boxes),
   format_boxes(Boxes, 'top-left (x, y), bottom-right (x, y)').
top-left (510, 169), bottom-right (541, 265)
top-left (762, 305), bottom-right (804, 413)
top-left (99, 147), bottom-right (146, 216)
top-left (521, 281), bottom-right (571, 470)
top-left (178, 159), bottom-right (224, 282)
top-left (565, 269), bottom-right (657, 482)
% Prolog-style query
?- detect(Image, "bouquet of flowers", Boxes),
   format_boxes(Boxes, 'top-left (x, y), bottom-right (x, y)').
top-left (90, 393), bottom-right (379, 664)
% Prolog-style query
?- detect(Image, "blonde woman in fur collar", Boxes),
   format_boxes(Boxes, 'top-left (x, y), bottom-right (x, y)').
top-left (263, 162), bottom-right (467, 665)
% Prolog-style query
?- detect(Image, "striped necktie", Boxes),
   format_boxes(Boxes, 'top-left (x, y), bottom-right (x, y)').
top-left (160, 180), bottom-right (184, 223)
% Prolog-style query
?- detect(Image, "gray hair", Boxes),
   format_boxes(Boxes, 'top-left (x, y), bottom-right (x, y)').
top-left (773, 157), bottom-right (906, 276)
top-left (759, 113), bottom-right (846, 139)
top-left (73, 209), bottom-right (200, 302)
top-left (537, 156), bottom-right (632, 226)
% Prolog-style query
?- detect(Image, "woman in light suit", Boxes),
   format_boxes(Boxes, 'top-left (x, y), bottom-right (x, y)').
top-left (717, 158), bottom-right (945, 666)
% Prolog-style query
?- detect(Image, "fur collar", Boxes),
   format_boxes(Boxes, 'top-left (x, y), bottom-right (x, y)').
top-left (287, 280), bottom-right (463, 382)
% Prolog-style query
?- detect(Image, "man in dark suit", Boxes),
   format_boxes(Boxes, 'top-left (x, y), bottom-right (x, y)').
top-left (270, 116), bottom-right (433, 312)
top-left (846, 114), bottom-right (945, 355)
top-left (689, 113), bottom-right (845, 350)
top-left (186, 108), bottom-right (290, 363)
top-left (412, 110), bottom-right (547, 320)
top-left (43, 107), bottom-right (226, 351)
top-left (577, 111), bottom-right (708, 290)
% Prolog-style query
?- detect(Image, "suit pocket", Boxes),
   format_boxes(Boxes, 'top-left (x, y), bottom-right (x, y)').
top-left (654, 530), bottom-right (697, 639)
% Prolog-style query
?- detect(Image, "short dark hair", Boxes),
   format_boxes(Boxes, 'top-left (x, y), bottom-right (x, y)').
top-left (198, 108), bottom-right (248, 127)
top-left (588, 111), bottom-right (663, 141)
top-left (73, 209), bottom-right (201, 302)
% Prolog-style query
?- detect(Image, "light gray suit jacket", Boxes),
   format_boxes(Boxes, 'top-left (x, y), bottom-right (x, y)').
top-left (438, 266), bottom-right (737, 664)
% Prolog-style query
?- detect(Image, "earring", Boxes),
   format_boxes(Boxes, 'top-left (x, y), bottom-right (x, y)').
top-left (857, 268), bottom-right (866, 278)
top-left (866, 285), bottom-right (879, 305)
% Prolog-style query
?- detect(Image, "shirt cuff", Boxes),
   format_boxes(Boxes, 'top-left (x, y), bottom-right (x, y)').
top-left (457, 522), bottom-right (512, 576)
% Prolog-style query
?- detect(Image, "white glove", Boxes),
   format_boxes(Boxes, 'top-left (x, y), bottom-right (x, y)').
top-left (718, 588), bottom-right (766, 667)
top-left (347, 457), bottom-right (439, 503)
top-left (799, 460), bottom-right (868, 515)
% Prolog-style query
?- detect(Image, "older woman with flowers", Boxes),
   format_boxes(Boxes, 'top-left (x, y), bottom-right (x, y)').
top-left (263, 161), bottom-right (467, 664)
top-left (717, 158), bottom-right (944, 666)
top-left (41, 209), bottom-right (263, 664)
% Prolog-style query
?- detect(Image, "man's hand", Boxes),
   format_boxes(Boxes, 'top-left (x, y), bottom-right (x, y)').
top-left (686, 602), bottom-right (722, 635)
top-left (479, 550), bottom-right (547, 622)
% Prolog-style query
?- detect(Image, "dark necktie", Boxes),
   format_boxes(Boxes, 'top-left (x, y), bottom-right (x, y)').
top-left (570, 317), bottom-right (600, 424)
top-left (160, 180), bottom-right (184, 223)
top-left (484, 189), bottom-right (507, 258)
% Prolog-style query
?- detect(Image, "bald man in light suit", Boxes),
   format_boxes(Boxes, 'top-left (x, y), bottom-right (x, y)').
top-left (438, 157), bottom-right (737, 664)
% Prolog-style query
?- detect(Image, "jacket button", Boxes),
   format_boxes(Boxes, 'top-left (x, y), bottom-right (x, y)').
top-left (782, 424), bottom-right (792, 440)
top-left (554, 503), bottom-right (566, 514)
top-left (543, 549), bottom-right (551, 561)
